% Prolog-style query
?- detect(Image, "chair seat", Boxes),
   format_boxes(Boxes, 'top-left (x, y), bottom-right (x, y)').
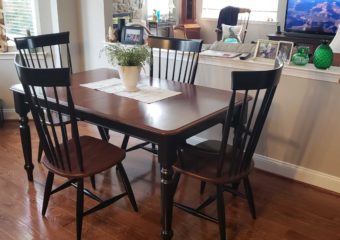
top-left (173, 140), bottom-right (254, 184)
top-left (42, 136), bottom-right (125, 178)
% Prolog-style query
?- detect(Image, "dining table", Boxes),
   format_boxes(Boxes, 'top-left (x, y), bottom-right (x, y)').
top-left (10, 68), bottom-right (245, 240)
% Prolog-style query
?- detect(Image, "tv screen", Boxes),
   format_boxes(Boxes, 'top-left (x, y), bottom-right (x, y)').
top-left (284, 0), bottom-right (340, 37)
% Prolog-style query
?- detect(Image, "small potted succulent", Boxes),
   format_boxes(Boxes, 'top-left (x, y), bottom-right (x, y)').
top-left (101, 44), bottom-right (149, 91)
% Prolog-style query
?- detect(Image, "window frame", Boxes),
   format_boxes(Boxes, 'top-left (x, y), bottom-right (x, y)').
top-left (3, 0), bottom-right (39, 40)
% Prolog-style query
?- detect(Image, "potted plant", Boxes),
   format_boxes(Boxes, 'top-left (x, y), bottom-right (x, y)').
top-left (101, 44), bottom-right (149, 91)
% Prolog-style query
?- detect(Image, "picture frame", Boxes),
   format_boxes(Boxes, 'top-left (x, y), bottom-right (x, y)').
top-left (254, 39), bottom-right (279, 61)
top-left (121, 26), bottom-right (144, 45)
top-left (277, 41), bottom-right (294, 64)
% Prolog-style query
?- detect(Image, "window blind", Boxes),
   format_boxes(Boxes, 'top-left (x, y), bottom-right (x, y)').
top-left (3, 0), bottom-right (36, 37)
top-left (202, 0), bottom-right (279, 22)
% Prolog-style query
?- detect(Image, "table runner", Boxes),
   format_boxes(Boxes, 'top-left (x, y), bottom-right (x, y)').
top-left (80, 78), bottom-right (181, 104)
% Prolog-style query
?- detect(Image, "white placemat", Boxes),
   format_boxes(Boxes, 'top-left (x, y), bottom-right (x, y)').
top-left (80, 78), bottom-right (181, 104)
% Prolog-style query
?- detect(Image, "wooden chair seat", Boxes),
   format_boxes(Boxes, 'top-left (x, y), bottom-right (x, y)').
top-left (42, 136), bottom-right (125, 178)
top-left (174, 140), bottom-right (254, 184)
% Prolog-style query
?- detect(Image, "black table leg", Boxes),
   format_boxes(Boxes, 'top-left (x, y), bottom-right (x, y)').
top-left (13, 92), bottom-right (33, 181)
top-left (158, 138), bottom-right (176, 240)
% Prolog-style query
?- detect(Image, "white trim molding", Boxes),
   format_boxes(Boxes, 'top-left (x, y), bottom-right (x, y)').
top-left (3, 108), bottom-right (18, 120)
top-left (253, 154), bottom-right (340, 194)
top-left (188, 136), bottom-right (340, 194)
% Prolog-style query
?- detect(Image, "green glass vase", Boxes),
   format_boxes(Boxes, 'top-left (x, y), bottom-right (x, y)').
top-left (292, 46), bottom-right (309, 66)
top-left (313, 41), bottom-right (333, 69)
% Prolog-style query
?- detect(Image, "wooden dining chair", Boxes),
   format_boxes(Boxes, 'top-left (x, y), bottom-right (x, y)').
top-left (14, 32), bottom-right (103, 189)
top-left (14, 32), bottom-right (73, 164)
top-left (122, 36), bottom-right (203, 154)
top-left (172, 57), bottom-right (284, 240)
top-left (14, 57), bottom-right (138, 240)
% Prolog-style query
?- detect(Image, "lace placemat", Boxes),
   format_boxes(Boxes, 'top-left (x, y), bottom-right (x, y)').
top-left (80, 78), bottom-right (181, 104)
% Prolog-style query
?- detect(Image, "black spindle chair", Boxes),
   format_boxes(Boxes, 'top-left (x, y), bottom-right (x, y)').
top-left (172, 57), bottom-right (283, 240)
top-left (14, 56), bottom-right (138, 240)
top-left (14, 32), bottom-right (102, 189)
top-left (122, 36), bottom-right (203, 154)
top-left (14, 32), bottom-right (73, 163)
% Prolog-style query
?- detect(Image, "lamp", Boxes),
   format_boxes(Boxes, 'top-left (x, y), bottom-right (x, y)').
top-left (168, 0), bottom-right (175, 20)
top-left (330, 26), bottom-right (340, 66)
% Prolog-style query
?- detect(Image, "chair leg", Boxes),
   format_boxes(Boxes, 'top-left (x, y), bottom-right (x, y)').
top-left (151, 143), bottom-right (156, 151)
top-left (121, 134), bottom-right (130, 150)
top-left (231, 181), bottom-right (240, 197)
top-left (200, 181), bottom-right (206, 195)
top-left (97, 126), bottom-right (110, 142)
top-left (76, 179), bottom-right (84, 240)
top-left (116, 163), bottom-right (138, 212)
top-left (42, 171), bottom-right (54, 216)
top-left (37, 141), bottom-right (43, 163)
top-left (243, 176), bottom-right (256, 219)
top-left (172, 172), bottom-right (181, 197)
top-left (216, 184), bottom-right (226, 240)
top-left (90, 175), bottom-right (96, 190)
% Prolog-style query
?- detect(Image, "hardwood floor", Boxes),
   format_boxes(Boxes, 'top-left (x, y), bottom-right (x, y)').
top-left (0, 121), bottom-right (340, 240)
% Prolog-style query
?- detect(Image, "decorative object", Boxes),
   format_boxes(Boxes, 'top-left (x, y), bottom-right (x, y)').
top-left (313, 40), bottom-right (333, 69)
top-left (276, 41), bottom-right (294, 64)
top-left (108, 26), bottom-right (117, 42)
top-left (0, 0), bottom-right (8, 53)
top-left (292, 46), bottom-right (310, 66)
top-left (100, 44), bottom-right (149, 91)
top-left (254, 39), bottom-right (279, 61)
top-left (117, 18), bottom-right (126, 42)
top-left (330, 26), bottom-right (340, 66)
top-left (112, 12), bottom-right (132, 27)
top-left (121, 26), bottom-right (144, 44)
top-left (221, 24), bottom-right (243, 43)
top-left (168, 0), bottom-right (175, 20)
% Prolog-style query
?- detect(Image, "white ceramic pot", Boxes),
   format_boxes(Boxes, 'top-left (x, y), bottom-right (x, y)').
top-left (118, 65), bottom-right (141, 92)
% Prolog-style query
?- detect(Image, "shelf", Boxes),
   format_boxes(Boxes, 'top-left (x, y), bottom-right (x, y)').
top-left (200, 50), bottom-right (340, 83)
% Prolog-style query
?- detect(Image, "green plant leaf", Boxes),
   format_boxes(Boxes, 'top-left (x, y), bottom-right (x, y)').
top-left (100, 44), bottom-right (150, 67)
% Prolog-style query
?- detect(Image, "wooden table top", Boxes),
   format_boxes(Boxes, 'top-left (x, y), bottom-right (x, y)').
top-left (11, 68), bottom-right (240, 136)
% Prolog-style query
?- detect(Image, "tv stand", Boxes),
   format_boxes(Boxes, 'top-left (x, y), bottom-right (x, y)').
top-left (267, 33), bottom-right (327, 56)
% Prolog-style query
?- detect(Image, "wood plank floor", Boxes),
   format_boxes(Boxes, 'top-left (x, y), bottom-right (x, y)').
top-left (0, 121), bottom-right (340, 240)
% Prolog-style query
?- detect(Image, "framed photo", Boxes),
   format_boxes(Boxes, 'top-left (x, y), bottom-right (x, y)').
top-left (121, 26), bottom-right (144, 45)
top-left (254, 40), bottom-right (279, 61)
top-left (277, 41), bottom-right (294, 64)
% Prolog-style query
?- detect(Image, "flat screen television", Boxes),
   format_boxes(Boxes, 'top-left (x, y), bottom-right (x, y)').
top-left (284, 0), bottom-right (340, 39)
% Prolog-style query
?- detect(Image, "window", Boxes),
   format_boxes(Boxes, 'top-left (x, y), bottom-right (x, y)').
top-left (3, 0), bottom-right (37, 38)
top-left (201, 0), bottom-right (279, 22)
top-left (147, 0), bottom-right (170, 19)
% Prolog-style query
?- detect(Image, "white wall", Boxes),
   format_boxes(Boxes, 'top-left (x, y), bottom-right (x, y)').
top-left (78, 0), bottom-right (111, 71)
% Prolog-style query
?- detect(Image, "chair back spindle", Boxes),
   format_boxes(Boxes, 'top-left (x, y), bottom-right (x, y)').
top-left (148, 36), bottom-right (203, 84)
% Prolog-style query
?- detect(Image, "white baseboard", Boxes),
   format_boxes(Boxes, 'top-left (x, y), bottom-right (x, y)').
top-left (188, 136), bottom-right (340, 194)
top-left (2, 108), bottom-right (33, 120)
top-left (3, 108), bottom-right (18, 120)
